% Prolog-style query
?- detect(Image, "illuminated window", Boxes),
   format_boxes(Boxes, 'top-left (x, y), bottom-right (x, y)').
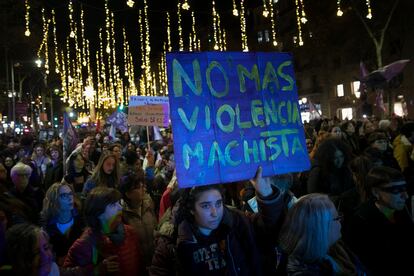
top-left (340, 108), bottom-right (353, 120)
top-left (257, 31), bottom-right (263, 43)
top-left (351, 81), bottom-right (360, 98)
top-left (394, 102), bottom-right (404, 117)
top-left (336, 84), bottom-right (344, 97)
top-left (264, 30), bottom-right (270, 42)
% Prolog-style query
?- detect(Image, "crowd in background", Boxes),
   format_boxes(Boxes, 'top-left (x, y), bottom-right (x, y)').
top-left (0, 115), bottom-right (413, 275)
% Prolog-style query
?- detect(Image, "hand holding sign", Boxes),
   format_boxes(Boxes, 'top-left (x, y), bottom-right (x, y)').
top-left (250, 166), bottom-right (273, 197)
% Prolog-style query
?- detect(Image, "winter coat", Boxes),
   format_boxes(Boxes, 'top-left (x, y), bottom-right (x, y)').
top-left (63, 224), bottom-right (143, 275)
top-left (392, 134), bottom-right (414, 172)
top-left (343, 198), bottom-right (414, 275)
top-left (40, 209), bottom-right (85, 266)
top-left (149, 188), bottom-right (287, 276)
top-left (43, 160), bottom-right (64, 191)
top-left (123, 193), bottom-right (158, 269)
top-left (284, 240), bottom-right (366, 276)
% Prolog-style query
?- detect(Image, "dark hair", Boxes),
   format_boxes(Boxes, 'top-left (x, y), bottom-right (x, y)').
top-left (5, 223), bottom-right (43, 274)
top-left (119, 172), bottom-right (145, 204)
top-left (176, 184), bottom-right (224, 225)
top-left (367, 131), bottom-right (387, 145)
top-left (67, 151), bottom-right (86, 175)
top-left (314, 138), bottom-right (352, 171)
top-left (350, 156), bottom-right (374, 202)
top-left (367, 166), bottom-right (405, 191)
top-left (124, 150), bottom-right (138, 166)
top-left (84, 187), bottom-right (121, 231)
top-left (400, 122), bottom-right (414, 137)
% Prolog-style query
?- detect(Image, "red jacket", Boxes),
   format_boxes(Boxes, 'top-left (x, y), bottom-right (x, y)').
top-left (63, 224), bottom-right (142, 275)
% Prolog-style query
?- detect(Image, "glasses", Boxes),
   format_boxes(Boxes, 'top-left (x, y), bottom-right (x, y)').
top-left (378, 184), bottom-right (407, 195)
top-left (59, 192), bottom-right (74, 199)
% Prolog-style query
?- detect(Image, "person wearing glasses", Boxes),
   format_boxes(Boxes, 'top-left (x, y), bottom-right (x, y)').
top-left (277, 193), bottom-right (366, 275)
top-left (64, 187), bottom-right (143, 275)
top-left (343, 166), bottom-right (414, 275)
top-left (40, 182), bottom-right (84, 266)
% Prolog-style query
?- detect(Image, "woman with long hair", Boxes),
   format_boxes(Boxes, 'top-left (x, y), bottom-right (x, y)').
top-left (278, 193), bottom-right (366, 275)
top-left (63, 151), bottom-right (90, 194)
top-left (40, 182), bottom-right (84, 266)
top-left (82, 153), bottom-right (120, 196)
top-left (4, 223), bottom-right (58, 275)
top-left (150, 167), bottom-right (288, 276)
top-left (63, 187), bottom-right (143, 275)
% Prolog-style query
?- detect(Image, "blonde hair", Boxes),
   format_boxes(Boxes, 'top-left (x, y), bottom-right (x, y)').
top-left (278, 193), bottom-right (336, 262)
top-left (90, 153), bottom-right (120, 188)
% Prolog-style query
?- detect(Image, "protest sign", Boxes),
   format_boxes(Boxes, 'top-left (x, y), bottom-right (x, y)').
top-left (128, 104), bottom-right (169, 127)
top-left (167, 52), bottom-right (310, 188)
top-left (128, 96), bottom-right (170, 127)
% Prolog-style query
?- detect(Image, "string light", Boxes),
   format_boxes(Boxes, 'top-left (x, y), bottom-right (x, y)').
top-left (366, 0), bottom-right (372, 19)
top-left (232, 0), bottom-right (239, 16)
top-left (24, 0), bottom-right (31, 36)
top-left (262, 0), bottom-right (269, 18)
top-left (80, 6), bottom-right (87, 67)
top-left (299, 0), bottom-right (307, 24)
top-left (68, 1), bottom-right (75, 38)
top-left (191, 11), bottom-right (199, 51)
top-left (336, 0), bottom-right (343, 17)
top-left (177, 2), bottom-right (184, 51)
top-left (239, 0), bottom-right (248, 51)
top-left (166, 12), bottom-right (172, 52)
top-left (144, 0), bottom-right (152, 96)
top-left (212, 1), bottom-right (219, 50)
top-left (295, 0), bottom-right (304, 46)
top-left (182, 0), bottom-right (190, 10)
top-left (126, 0), bottom-right (135, 8)
top-left (51, 10), bottom-right (60, 74)
top-left (268, 0), bottom-right (278, 47)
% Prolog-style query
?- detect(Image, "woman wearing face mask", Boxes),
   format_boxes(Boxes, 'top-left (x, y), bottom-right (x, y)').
top-left (82, 153), bottom-right (120, 196)
top-left (40, 183), bottom-right (84, 266)
top-left (277, 193), bottom-right (366, 275)
top-left (307, 138), bottom-right (355, 208)
top-left (4, 223), bottom-right (59, 276)
top-left (343, 166), bottom-right (414, 275)
top-left (150, 167), bottom-right (288, 276)
top-left (63, 187), bottom-right (143, 275)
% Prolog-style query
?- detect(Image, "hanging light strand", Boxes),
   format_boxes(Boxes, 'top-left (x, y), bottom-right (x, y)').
top-left (191, 11), bottom-right (199, 51)
top-left (51, 10), bottom-right (61, 74)
top-left (239, 0), bottom-right (248, 51)
top-left (177, 2), bottom-right (184, 51)
top-left (299, 0), bottom-right (307, 24)
top-left (366, 0), bottom-right (372, 19)
top-left (262, 0), bottom-right (269, 18)
top-left (24, 0), bottom-right (31, 36)
top-left (336, 0), bottom-right (343, 17)
top-left (295, 0), bottom-right (304, 46)
top-left (212, 1), bottom-right (219, 50)
top-left (68, 0), bottom-right (75, 38)
top-left (268, 0), bottom-right (278, 47)
top-left (232, 0), bottom-right (239, 16)
top-left (166, 12), bottom-right (172, 52)
top-left (80, 6), bottom-right (87, 67)
top-left (144, 0), bottom-right (152, 95)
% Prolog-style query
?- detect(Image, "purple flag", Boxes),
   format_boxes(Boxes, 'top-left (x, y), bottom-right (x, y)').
top-left (107, 111), bottom-right (128, 133)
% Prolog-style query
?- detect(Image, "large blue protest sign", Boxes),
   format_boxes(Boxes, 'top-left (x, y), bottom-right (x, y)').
top-left (167, 52), bottom-right (310, 188)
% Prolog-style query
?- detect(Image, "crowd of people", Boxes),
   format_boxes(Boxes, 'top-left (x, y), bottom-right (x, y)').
top-left (0, 115), bottom-right (413, 275)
